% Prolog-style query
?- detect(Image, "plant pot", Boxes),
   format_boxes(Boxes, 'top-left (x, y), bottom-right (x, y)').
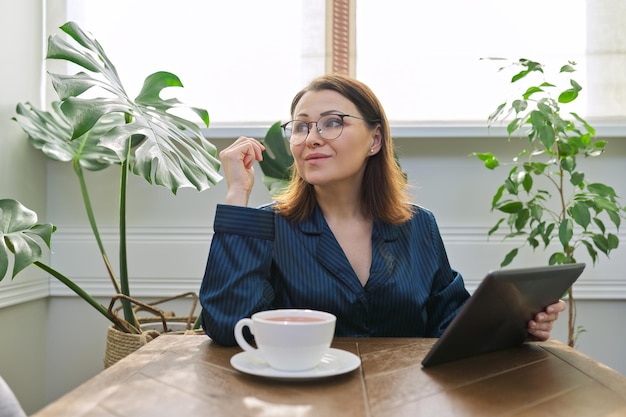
top-left (104, 324), bottom-right (161, 368)
top-left (138, 316), bottom-right (203, 334)
top-left (103, 292), bottom-right (203, 367)
top-left (103, 318), bottom-right (204, 368)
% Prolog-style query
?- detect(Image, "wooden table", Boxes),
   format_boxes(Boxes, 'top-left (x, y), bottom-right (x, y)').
top-left (33, 336), bottom-right (626, 417)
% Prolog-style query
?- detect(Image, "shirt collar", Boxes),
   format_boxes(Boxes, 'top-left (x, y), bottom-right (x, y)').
top-left (298, 204), bottom-right (400, 242)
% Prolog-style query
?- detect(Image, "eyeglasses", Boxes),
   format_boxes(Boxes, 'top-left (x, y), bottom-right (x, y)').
top-left (281, 114), bottom-right (379, 145)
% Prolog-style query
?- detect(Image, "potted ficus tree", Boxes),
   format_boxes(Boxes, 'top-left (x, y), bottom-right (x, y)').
top-left (473, 58), bottom-right (626, 347)
top-left (0, 21), bottom-right (222, 364)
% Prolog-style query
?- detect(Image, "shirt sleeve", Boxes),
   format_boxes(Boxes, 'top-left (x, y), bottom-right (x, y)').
top-left (199, 204), bottom-right (276, 346)
top-left (421, 209), bottom-right (470, 337)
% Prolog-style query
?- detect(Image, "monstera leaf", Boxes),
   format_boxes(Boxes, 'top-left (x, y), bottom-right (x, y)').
top-left (0, 199), bottom-right (55, 279)
top-left (259, 121), bottom-right (293, 196)
top-left (13, 101), bottom-right (121, 171)
top-left (41, 21), bottom-right (222, 193)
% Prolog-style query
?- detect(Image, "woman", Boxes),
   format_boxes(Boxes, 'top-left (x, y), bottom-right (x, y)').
top-left (200, 74), bottom-right (564, 346)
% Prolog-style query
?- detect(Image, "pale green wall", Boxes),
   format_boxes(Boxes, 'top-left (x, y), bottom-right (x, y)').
top-left (0, 301), bottom-right (48, 414)
top-left (0, 0), bottom-right (49, 415)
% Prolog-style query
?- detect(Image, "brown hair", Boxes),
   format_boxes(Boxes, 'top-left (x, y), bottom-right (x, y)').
top-left (274, 74), bottom-right (414, 224)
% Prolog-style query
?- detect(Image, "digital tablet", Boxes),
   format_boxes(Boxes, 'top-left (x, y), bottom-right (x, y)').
top-left (421, 263), bottom-right (586, 367)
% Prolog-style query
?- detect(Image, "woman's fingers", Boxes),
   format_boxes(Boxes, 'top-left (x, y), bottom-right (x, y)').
top-left (527, 300), bottom-right (566, 341)
top-left (220, 136), bottom-right (265, 163)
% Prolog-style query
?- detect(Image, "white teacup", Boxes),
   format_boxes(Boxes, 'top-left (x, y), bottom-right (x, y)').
top-left (234, 309), bottom-right (336, 371)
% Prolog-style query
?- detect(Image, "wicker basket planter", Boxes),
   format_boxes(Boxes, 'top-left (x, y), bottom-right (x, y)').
top-left (103, 292), bottom-right (203, 367)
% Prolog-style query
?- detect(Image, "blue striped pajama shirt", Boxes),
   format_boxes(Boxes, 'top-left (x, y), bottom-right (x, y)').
top-left (200, 203), bottom-right (470, 346)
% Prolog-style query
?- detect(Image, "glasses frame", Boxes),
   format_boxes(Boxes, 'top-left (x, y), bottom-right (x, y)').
top-left (281, 114), bottom-right (380, 145)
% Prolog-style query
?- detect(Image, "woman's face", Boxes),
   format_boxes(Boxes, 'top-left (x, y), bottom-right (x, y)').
top-left (289, 89), bottom-right (381, 188)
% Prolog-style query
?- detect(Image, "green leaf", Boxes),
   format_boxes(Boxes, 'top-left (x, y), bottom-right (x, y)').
top-left (593, 196), bottom-right (619, 212)
top-left (504, 176), bottom-right (518, 196)
top-left (538, 125), bottom-right (555, 149)
top-left (512, 100), bottom-right (527, 113)
top-left (607, 209), bottom-right (622, 229)
top-left (506, 118), bottom-right (521, 135)
top-left (43, 22), bottom-right (222, 194)
top-left (498, 201), bottom-right (523, 214)
top-left (530, 204), bottom-right (543, 221)
top-left (488, 218), bottom-right (505, 236)
top-left (592, 217), bottom-right (606, 234)
top-left (49, 72), bottom-right (109, 100)
top-left (592, 234), bottom-right (610, 255)
top-left (61, 97), bottom-right (132, 140)
top-left (488, 103), bottom-right (506, 124)
top-left (515, 208), bottom-right (530, 231)
top-left (491, 185), bottom-right (505, 209)
top-left (581, 240), bottom-right (598, 264)
top-left (570, 172), bottom-right (584, 187)
top-left (529, 109), bottom-right (546, 125)
top-left (526, 161), bottom-right (548, 175)
top-left (523, 86), bottom-right (543, 100)
top-left (474, 152), bottom-right (500, 170)
top-left (559, 218), bottom-right (573, 248)
top-left (571, 202), bottom-right (591, 229)
top-left (501, 248), bottom-right (518, 267)
top-left (258, 121), bottom-right (294, 195)
top-left (561, 156), bottom-right (575, 173)
top-left (608, 233), bottom-right (620, 250)
top-left (511, 70), bottom-right (530, 83)
top-left (0, 199), bottom-right (55, 279)
top-left (543, 222), bottom-right (556, 244)
top-left (535, 98), bottom-right (551, 111)
top-left (12, 102), bottom-right (121, 171)
top-left (588, 183), bottom-right (617, 198)
top-left (558, 89), bottom-right (579, 104)
top-left (571, 112), bottom-right (596, 136)
top-left (522, 173), bottom-right (533, 193)
top-left (549, 252), bottom-right (567, 265)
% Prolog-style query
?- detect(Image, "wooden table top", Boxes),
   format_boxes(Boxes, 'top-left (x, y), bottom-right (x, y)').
top-left (33, 335), bottom-right (626, 417)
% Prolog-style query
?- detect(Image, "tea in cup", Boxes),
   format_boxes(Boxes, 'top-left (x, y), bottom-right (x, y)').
top-left (234, 309), bottom-right (336, 371)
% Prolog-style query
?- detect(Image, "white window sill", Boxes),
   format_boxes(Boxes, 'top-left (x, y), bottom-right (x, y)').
top-left (203, 119), bottom-right (626, 140)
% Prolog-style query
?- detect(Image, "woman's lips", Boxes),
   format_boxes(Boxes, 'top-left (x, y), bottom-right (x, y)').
top-left (305, 153), bottom-right (330, 161)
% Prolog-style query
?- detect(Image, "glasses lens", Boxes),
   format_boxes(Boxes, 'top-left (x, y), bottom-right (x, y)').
top-left (283, 121), bottom-right (308, 144)
top-left (318, 115), bottom-right (344, 140)
top-left (282, 115), bottom-right (345, 144)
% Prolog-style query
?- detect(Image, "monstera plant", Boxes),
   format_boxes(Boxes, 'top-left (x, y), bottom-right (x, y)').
top-left (259, 121), bottom-right (294, 196)
top-left (474, 58), bottom-right (626, 346)
top-left (0, 21), bottom-right (222, 333)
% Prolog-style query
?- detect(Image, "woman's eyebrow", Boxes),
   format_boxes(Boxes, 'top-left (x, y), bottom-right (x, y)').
top-left (320, 110), bottom-right (345, 116)
top-left (294, 110), bottom-right (344, 119)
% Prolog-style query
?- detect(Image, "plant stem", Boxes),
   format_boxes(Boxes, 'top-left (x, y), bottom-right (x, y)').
top-left (72, 158), bottom-right (122, 294)
top-left (555, 133), bottom-right (577, 347)
top-left (568, 287), bottom-right (575, 347)
top-left (33, 261), bottom-right (131, 331)
top-left (118, 113), bottom-right (137, 329)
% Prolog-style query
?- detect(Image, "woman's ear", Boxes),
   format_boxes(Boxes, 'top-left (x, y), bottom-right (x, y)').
top-left (370, 125), bottom-right (383, 155)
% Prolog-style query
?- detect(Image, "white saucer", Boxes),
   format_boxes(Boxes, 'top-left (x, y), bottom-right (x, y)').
top-left (230, 348), bottom-right (361, 380)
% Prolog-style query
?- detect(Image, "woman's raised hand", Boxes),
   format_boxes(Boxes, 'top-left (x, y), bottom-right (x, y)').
top-left (219, 136), bottom-right (265, 206)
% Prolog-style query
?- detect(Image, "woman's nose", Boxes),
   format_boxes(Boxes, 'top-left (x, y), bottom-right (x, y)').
top-left (304, 122), bottom-right (324, 145)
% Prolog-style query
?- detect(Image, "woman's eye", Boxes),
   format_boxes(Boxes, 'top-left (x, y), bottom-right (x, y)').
top-left (323, 117), bottom-right (343, 128)
top-left (294, 122), bottom-right (308, 133)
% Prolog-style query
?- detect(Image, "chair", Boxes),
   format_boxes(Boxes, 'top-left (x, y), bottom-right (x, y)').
top-left (0, 376), bottom-right (26, 417)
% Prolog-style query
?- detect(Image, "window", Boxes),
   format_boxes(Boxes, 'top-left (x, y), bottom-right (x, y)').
top-left (64, 0), bottom-right (324, 124)
top-left (57, 0), bottom-right (625, 127)
top-left (356, 0), bottom-right (587, 121)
